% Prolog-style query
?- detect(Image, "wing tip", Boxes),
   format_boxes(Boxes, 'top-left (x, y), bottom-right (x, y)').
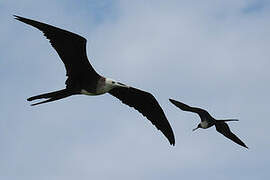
top-left (242, 143), bottom-right (249, 149)
top-left (167, 130), bottom-right (175, 146)
top-left (237, 139), bottom-right (248, 149)
top-left (13, 14), bottom-right (23, 20)
top-left (169, 98), bottom-right (179, 107)
top-left (170, 140), bottom-right (175, 146)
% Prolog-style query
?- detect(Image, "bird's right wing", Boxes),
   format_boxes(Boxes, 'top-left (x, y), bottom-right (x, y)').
top-left (14, 15), bottom-right (101, 87)
top-left (109, 87), bottom-right (175, 145)
top-left (215, 122), bottom-right (248, 148)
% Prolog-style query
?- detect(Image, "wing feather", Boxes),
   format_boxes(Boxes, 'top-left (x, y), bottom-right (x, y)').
top-left (169, 99), bottom-right (211, 121)
top-left (14, 15), bottom-right (100, 88)
top-left (215, 122), bottom-right (248, 148)
top-left (110, 87), bottom-right (175, 145)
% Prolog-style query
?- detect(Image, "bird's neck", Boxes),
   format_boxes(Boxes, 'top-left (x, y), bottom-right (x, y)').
top-left (95, 77), bottom-right (114, 95)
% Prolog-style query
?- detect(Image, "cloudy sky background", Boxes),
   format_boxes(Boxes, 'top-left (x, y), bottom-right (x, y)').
top-left (1, 0), bottom-right (270, 179)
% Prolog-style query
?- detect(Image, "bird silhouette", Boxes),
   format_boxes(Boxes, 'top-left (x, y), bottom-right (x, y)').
top-left (14, 15), bottom-right (175, 145)
top-left (169, 99), bottom-right (248, 148)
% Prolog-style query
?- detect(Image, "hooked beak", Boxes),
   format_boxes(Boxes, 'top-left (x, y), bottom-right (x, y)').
top-left (116, 82), bottom-right (129, 88)
top-left (192, 127), bottom-right (199, 131)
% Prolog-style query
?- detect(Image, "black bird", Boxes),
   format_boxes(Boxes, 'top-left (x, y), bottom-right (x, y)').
top-left (169, 99), bottom-right (247, 148)
top-left (14, 15), bottom-right (175, 145)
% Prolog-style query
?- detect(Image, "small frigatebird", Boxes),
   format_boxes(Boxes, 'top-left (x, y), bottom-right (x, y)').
top-left (14, 15), bottom-right (175, 145)
top-left (169, 99), bottom-right (247, 148)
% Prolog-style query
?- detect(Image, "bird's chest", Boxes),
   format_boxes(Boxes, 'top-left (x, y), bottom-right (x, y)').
top-left (201, 120), bottom-right (209, 129)
top-left (81, 87), bottom-right (108, 95)
top-left (81, 89), bottom-right (97, 95)
top-left (80, 79), bottom-right (112, 96)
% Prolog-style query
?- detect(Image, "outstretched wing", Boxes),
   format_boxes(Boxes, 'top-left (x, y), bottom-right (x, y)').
top-left (109, 87), bottom-right (175, 145)
top-left (14, 15), bottom-right (100, 87)
top-left (169, 99), bottom-right (211, 121)
top-left (215, 122), bottom-right (248, 148)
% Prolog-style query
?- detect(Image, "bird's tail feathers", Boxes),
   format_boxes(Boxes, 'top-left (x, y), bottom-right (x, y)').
top-left (218, 119), bottom-right (239, 123)
top-left (27, 89), bottom-right (74, 106)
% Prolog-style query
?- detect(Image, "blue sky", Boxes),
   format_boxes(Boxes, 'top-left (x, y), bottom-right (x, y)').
top-left (1, 0), bottom-right (270, 179)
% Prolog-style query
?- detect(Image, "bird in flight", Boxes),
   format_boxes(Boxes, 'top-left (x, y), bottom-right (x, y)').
top-left (14, 15), bottom-right (175, 146)
top-left (169, 99), bottom-right (248, 148)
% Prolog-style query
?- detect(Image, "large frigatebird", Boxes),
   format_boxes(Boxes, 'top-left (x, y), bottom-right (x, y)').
top-left (14, 15), bottom-right (175, 145)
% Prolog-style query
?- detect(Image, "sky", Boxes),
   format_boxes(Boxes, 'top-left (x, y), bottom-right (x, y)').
top-left (1, 0), bottom-right (270, 179)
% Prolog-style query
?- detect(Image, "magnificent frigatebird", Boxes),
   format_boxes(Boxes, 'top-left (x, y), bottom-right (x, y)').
top-left (14, 15), bottom-right (175, 145)
top-left (169, 99), bottom-right (247, 148)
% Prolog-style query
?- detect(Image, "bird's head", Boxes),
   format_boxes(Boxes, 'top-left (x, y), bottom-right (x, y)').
top-left (193, 123), bottom-right (202, 131)
top-left (105, 78), bottom-right (128, 89)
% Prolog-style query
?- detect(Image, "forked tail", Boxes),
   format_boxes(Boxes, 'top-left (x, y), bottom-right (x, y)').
top-left (217, 119), bottom-right (239, 123)
top-left (27, 89), bottom-right (74, 106)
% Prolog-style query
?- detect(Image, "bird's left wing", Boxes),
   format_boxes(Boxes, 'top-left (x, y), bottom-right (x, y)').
top-left (215, 122), bottom-right (248, 148)
top-left (109, 87), bottom-right (175, 145)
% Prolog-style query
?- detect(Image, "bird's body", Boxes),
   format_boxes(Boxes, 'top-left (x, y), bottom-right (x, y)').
top-left (169, 99), bottom-right (248, 148)
top-left (80, 77), bottom-right (120, 95)
top-left (15, 15), bottom-right (175, 145)
top-left (200, 120), bottom-right (212, 129)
